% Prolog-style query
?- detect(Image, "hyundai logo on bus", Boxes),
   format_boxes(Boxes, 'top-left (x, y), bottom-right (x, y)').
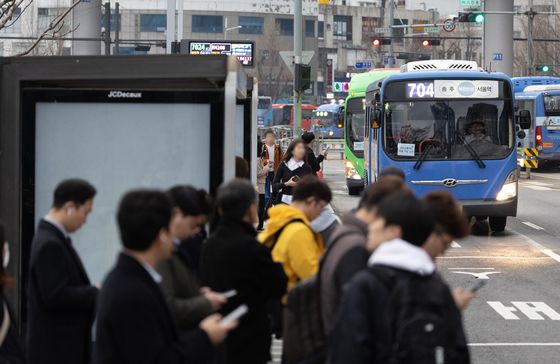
top-left (442, 178), bottom-right (458, 188)
top-left (108, 91), bottom-right (142, 98)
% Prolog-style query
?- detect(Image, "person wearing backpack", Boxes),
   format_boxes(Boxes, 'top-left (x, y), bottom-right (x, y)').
top-left (329, 192), bottom-right (471, 364)
top-left (319, 178), bottom-right (407, 336)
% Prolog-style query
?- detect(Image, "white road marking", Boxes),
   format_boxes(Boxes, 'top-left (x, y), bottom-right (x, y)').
top-left (450, 241), bottom-right (461, 248)
top-left (521, 181), bottom-right (553, 187)
top-left (450, 271), bottom-right (500, 279)
top-left (522, 221), bottom-right (545, 230)
top-left (469, 343), bottom-right (560, 347)
top-left (513, 230), bottom-right (560, 264)
top-left (438, 256), bottom-right (551, 260)
top-left (522, 185), bottom-right (552, 191)
top-left (448, 268), bottom-right (495, 270)
top-left (487, 301), bottom-right (560, 320)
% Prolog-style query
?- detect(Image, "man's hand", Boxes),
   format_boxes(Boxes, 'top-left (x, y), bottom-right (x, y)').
top-left (199, 314), bottom-right (238, 344)
top-left (452, 287), bottom-right (476, 311)
top-left (320, 149), bottom-right (328, 157)
top-left (201, 289), bottom-right (227, 311)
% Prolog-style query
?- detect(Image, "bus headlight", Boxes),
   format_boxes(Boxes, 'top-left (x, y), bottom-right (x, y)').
top-left (345, 160), bottom-right (362, 180)
top-left (328, 130), bottom-right (334, 136)
top-left (496, 170), bottom-right (518, 201)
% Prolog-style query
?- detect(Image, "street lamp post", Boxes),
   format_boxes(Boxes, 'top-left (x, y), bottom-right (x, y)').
top-left (224, 18), bottom-right (242, 40)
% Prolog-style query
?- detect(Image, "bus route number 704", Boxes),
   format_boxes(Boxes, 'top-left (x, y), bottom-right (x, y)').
top-left (407, 82), bottom-right (434, 99)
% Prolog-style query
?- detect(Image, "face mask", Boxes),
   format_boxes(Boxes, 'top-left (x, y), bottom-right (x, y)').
top-left (3, 242), bottom-right (9, 269)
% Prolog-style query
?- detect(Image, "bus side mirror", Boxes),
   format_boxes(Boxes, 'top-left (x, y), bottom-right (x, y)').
top-left (517, 130), bottom-right (526, 139)
top-left (518, 110), bottom-right (531, 130)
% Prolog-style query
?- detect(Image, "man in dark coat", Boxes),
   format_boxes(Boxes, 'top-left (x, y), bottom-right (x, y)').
top-left (27, 179), bottom-right (98, 364)
top-left (301, 132), bottom-right (327, 174)
top-left (201, 179), bottom-right (287, 364)
top-left (94, 189), bottom-right (237, 364)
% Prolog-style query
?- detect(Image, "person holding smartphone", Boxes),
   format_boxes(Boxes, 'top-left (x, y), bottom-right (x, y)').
top-left (301, 132), bottom-right (328, 175)
top-left (272, 139), bottom-right (313, 205)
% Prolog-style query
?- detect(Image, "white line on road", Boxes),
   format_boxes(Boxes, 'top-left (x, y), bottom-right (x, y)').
top-left (468, 343), bottom-right (560, 347)
top-left (513, 230), bottom-right (560, 264)
top-left (450, 241), bottom-right (461, 248)
top-left (438, 256), bottom-right (551, 259)
top-left (521, 185), bottom-right (553, 191)
top-left (522, 221), bottom-right (545, 230)
top-left (448, 268), bottom-right (495, 270)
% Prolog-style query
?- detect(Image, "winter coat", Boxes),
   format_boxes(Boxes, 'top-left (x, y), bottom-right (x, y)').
top-left (256, 157), bottom-right (272, 195)
top-left (272, 161), bottom-right (313, 200)
top-left (305, 146), bottom-right (325, 174)
top-left (262, 144), bottom-right (284, 172)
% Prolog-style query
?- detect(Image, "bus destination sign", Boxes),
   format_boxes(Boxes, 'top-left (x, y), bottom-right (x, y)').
top-left (189, 41), bottom-right (254, 67)
top-left (405, 80), bottom-right (499, 99)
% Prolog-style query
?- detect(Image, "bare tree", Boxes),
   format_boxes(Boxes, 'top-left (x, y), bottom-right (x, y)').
top-left (440, 22), bottom-right (482, 62)
top-left (256, 22), bottom-right (292, 101)
top-left (0, 0), bottom-right (79, 56)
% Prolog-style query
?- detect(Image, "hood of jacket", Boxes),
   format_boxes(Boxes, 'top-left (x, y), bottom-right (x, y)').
top-left (368, 238), bottom-right (435, 276)
top-left (310, 205), bottom-right (339, 233)
top-left (258, 204), bottom-right (310, 246)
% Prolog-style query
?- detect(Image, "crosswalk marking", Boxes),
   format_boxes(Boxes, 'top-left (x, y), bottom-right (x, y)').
top-left (269, 339), bottom-right (282, 364)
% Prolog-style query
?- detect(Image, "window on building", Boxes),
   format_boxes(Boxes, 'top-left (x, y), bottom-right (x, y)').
top-left (101, 14), bottom-right (121, 32)
top-left (393, 18), bottom-right (407, 43)
top-left (305, 20), bottom-right (315, 37)
top-left (140, 14), bottom-right (166, 32)
top-left (362, 17), bottom-right (380, 36)
top-left (318, 21), bottom-right (324, 38)
top-left (333, 15), bottom-right (352, 41)
top-left (239, 16), bottom-right (264, 34)
top-left (276, 18), bottom-right (294, 36)
top-left (38, 8), bottom-right (49, 16)
top-left (2, 8), bottom-right (21, 33)
top-left (192, 15), bottom-right (223, 33)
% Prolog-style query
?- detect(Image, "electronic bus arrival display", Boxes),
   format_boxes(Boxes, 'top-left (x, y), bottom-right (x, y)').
top-left (404, 80), bottom-right (500, 99)
top-left (189, 41), bottom-right (254, 67)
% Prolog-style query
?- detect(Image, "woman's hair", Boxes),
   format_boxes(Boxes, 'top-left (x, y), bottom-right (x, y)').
top-left (423, 191), bottom-right (470, 239)
top-left (282, 138), bottom-right (307, 163)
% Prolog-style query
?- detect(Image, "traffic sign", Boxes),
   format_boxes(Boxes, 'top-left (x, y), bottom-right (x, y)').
top-left (355, 61), bottom-right (372, 69)
top-left (492, 52), bottom-right (503, 61)
top-left (425, 26), bottom-right (440, 33)
top-left (460, 0), bottom-right (481, 7)
top-left (279, 51), bottom-right (315, 75)
top-left (374, 27), bottom-right (390, 34)
top-left (443, 19), bottom-right (456, 32)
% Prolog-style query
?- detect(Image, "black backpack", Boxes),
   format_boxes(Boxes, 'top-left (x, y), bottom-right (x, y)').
top-left (282, 228), bottom-right (364, 364)
top-left (369, 266), bottom-right (470, 364)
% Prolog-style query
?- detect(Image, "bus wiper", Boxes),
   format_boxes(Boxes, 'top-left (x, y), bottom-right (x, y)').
top-left (413, 143), bottom-right (434, 170)
top-left (456, 132), bottom-right (486, 169)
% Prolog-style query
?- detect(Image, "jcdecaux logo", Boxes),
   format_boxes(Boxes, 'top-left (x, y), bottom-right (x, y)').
top-left (458, 82), bottom-right (476, 97)
top-left (108, 91), bottom-right (142, 98)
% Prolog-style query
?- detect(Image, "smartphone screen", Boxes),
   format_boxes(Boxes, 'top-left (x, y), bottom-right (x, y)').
top-left (221, 305), bottom-right (248, 326)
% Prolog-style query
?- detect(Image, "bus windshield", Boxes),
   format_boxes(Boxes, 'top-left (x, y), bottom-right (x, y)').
top-left (384, 99), bottom-right (514, 160)
top-left (346, 98), bottom-right (365, 155)
top-left (544, 95), bottom-right (560, 116)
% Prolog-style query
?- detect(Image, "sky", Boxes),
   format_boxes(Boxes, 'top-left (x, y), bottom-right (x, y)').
top-left (407, 0), bottom-right (461, 17)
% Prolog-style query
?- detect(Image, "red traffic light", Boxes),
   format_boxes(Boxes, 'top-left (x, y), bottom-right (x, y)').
top-left (422, 40), bottom-right (430, 47)
top-left (372, 39), bottom-right (381, 47)
top-left (421, 39), bottom-right (441, 47)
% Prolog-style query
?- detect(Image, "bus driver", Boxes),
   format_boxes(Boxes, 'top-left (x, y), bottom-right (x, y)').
top-left (465, 120), bottom-right (492, 145)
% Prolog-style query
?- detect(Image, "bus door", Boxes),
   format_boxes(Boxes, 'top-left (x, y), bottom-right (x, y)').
top-left (515, 97), bottom-right (535, 152)
top-left (540, 93), bottom-right (560, 158)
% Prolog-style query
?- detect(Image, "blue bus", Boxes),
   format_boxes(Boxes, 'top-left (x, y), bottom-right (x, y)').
top-left (313, 103), bottom-right (344, 139)
top-left (364, 60), bottom-right (530, 232)
top-left (513, 77), bottom-right (560, 166)
top-left (258, 96), bottom-right (273, 127)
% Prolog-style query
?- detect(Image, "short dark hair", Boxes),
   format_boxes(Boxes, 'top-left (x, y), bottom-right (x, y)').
top-left (301, 132), bottom-right (316, 144)
top-left (216, 179), bottom-right (256, 222)
top-left (117, 190), bottom-right (172, 252)
top-left (292, 175), bottom-right (332, 204)
top-left (358, 178), bottom-right (408, 210)
top-left (376, 192), bottom-right (434, 247)
top-left (379, 166), bottom-right (406, 181)
top-left (265, 129), bottom-right (276, 137)
top-left (423, 191), bottom-right (470, 239)
top-left (235, 156), bottom-right (249, 179)
top-left (52, 179), bottom-right (96, 209)
top-left (167, 186), bottom-right (211, 217)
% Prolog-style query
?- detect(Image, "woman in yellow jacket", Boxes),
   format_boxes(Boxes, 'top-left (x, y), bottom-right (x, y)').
top-left (258, 175), bottom-right (333, 293)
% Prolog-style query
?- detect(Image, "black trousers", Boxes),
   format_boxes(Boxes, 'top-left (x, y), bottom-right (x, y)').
top-left (258, 193), bottom-right (266, 230)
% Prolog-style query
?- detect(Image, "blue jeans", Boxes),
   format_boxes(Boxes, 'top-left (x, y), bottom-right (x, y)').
top-left (264, 171), bottom-right (275, 200)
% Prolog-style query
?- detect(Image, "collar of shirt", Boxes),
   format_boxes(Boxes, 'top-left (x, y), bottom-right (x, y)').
top-left (267, 145), bottom-right (275, 162)
top-left (43, 215), bottom-right (68, 239)
top-left (286, 158), bottom-right (304, 171)
top-left (139, 260), bottom-right (162, 283)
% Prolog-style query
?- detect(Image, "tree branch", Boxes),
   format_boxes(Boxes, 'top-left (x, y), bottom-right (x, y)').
top-left (14, 0), bottom-right (79, 57)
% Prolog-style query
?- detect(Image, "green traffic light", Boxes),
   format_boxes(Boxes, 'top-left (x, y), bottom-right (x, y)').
top-left (474, 14), bottom-right (484, 23)
top-left (541, 65), bottom-right (550, 72)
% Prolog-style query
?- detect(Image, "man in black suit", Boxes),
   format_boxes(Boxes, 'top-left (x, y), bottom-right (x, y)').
top-left (94, 189), bottom-right (237, 364)
top-left (201, 179), bottom-right (287, 364)
top-left (27, 178), bottom-right (99, 364)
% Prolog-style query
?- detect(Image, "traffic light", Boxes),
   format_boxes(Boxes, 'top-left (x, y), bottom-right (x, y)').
top-left (372, 37), bottom-right (391, 47)
top-left (536, 65), bottom-right (551, 73)
top-left (457, 12), bottom-right (484, 23)
top-left (295, 64), bottom-right (312, 92)
top-left (421, 39), bottom-right (441, 47)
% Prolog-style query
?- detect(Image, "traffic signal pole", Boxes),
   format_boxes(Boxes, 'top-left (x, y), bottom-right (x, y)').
top-left (527, 0), bottom-right (535, 75)
top-left (293, 0), bottom-right (302, 137)
top-left (388, 0), bottom-right (394, 67)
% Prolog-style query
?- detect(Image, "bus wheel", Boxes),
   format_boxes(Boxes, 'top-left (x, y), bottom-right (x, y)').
top-left (348, 186), bottom-right (363, 196)
top-left (489, 216), bottom-right (507, 233)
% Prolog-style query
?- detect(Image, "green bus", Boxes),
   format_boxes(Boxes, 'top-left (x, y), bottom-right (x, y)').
top-left (344, 68), bottom-right (400, 195)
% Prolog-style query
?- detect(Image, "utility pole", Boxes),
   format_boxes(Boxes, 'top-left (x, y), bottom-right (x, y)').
top-left (388, 0), bottom-right (394, 67)
top-left (103, 2), bottom-right (111, 55)
top-left (114, 2), bottom-right (120, 55)
top-left (293, 0), bottom-right (303, 136)
top-left (527, 0), bottom-right (535, 75)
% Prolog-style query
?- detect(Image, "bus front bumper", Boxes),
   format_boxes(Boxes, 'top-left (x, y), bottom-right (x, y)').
top-left (461, 197), bottom-right (517, 217)
top-left (538, 152), bottom-right (560, 162)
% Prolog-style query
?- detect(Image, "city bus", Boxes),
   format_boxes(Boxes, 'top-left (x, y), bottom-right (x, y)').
top-left (313, 103), bottom-right (344, 139)
top-left (272, 103), bottom-right (317, 131)
top-left (364, 60), bottom-right (530, 232)
top-left (513, 77), bottom-right (560, 167)
top-left (344, 68), bottom-right (400, 195)
top-left (257, 96), bottom-right (273, 127)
